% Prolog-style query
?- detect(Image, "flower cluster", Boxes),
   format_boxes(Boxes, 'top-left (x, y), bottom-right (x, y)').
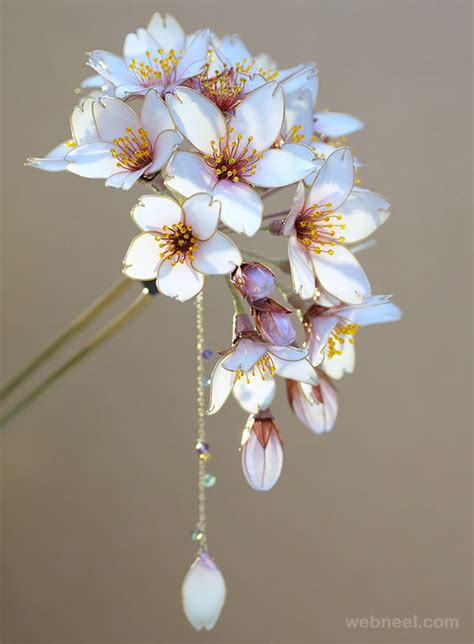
top-left (28, 12), bottom-right (401, 631)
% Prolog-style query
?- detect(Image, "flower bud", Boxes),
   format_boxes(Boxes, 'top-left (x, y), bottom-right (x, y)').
top-left (241, 410), bottom-right (283, 491)
top-left (182, 552), bottom-right (226, 631)
top-left (253, 298), bottom-right (296, 346)
top-left (232, 262), bottom-right (275, 300)
top-left (286, 373), bottom-right (338, 434)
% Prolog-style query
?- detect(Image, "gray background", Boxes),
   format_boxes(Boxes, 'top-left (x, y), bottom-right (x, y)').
top-left (1, 1), bottom-right (472, 642)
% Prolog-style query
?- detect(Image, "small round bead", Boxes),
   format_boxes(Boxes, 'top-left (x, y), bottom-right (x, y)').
top-left (203, 473), bottom-right (217, 488)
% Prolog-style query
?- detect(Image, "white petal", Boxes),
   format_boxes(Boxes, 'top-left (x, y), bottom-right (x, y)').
top-left (222, 339), bottom-right (267, 373)
top-left (228, 82), bottom-right (284, 153)
top-left (279, 63), bottom-right (319, 105)
top-left (242, 431), bottom-right (283, 492)
top-left (232, 375), bottom-right (276, 414)
top-left (70, 97), bottom-right (99, 144)
top-left (314, 112), bottom-right (364, 138)
top-left (147, 129), bottom-right (182, 174)
top-left (115, 83), bottom-right (152, 99)
top-left (92, 97), bottom-right (140, 142)
top-left (306, 147), bottom-right (354, 212)
top-left (182, 553), bottom-right (226, 631)
top-left (165, 151), bottom-right (217, 197)
top-left (157, 259), bottom-right (204, 302)
top-left (311, 244), bottom-right (371, 305)
top-left (251, 147), bottom-right (315, 188)
top-left (27, 141), bottom-right (72, 172)
top-left (105, 166), bottom-right (145, 190)
top-left (147, 13), bottom-right (186, 52)
top-left (207, 359), bottom-right (236, 415)
top-left (132, 194), bottom-right (183, 232)
top-left (338, 296), bottom-right (402, 326)
top-left (215, 34), bottom-right (252, 67)
top-left (122, 233), bottom-right (162, 280)
top-left (307, 316), bottom-right (338, 365)
top-left (176, 29), bottom-right (209, 79)
top-left (288, 377), bottom-right (337, 434)
top-left (322, 338), bottom-right (355, 380)
top-left (65, 141), bottom-right (118, 178)
top-left (268, 345), bottom-right (308, 361)
top-left (166, 87), bottom-right (227, 155)
top-left (80, 74), bottom-right (104, 89)
top-left (87, 50), bottom-right (133, 86)
top-left (123, 29), bottom-right (160, 66)
top-left (213, 180), bottom-right (263, 236)
top-left (273, 357), bottom-right (319, 385)
top-left (284, 90), bottom-right (314, 145)
top-left (183, 193), bottom-right (220, 240)
top-left (288, 235), bottom-right (316, 300)
top-left (283, 181), bottom-right (306, 235)
top-left (193, 232), bottom-right (241, 275)
top-left (337, 190), bottom-right (390, 243)
top-left (141, 89), bottom-right (175, 141)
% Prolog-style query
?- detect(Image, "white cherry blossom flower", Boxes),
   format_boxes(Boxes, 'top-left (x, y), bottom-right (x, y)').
top-left (305, 295), bottom-right (402, 379)
top-left (64, 90), bottom-right (182, 190)
top-left (88, 14), bottom-right (209, 99)
top-left (283, 148), bottom-right (390, 303)
top-left (208, 319), bottom-right (319, 415)
top-left (165, 83), bottom-right (316, 236)
top-left (123, 193), bottom-right (241, 302)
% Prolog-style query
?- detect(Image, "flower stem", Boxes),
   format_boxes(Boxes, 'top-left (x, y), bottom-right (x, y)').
top-left (0, 288), bottom-right (152, 430)
top-left (0, 278), bottom-right (133, 402)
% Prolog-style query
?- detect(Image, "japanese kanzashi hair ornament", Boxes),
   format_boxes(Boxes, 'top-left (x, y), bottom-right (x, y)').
top-left (2, 13), bottom-right (402, 630)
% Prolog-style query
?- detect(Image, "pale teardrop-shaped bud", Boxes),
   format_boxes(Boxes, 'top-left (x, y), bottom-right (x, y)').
top-left (182, 552), bottom-right (226, 631)
top-left (241, 409), bottom-right (283, 491)
top-left (232, 262), bottom-right (275, 300)
top-left (286, 373), bottom-right (338, 434)
top-left (253, 297), bottom-right (296, 346)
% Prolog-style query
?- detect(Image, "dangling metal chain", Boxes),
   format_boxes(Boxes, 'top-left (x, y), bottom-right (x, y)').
top-left (195, 290), bottom-right (207, 553)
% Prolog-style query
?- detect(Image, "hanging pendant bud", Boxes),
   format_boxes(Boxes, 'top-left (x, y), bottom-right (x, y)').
top-left (182, 552), bottom-right (226, 631)
top-left (231, 262), bottom-right (275, 300)
top-left (241, 409), bottom-right (283, 491)
top-left (253, 297), bottom-right (296, 346)
top-left (286, 374), bottom-right (338, 434)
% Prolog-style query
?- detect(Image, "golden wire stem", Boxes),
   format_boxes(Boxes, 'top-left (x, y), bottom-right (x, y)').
top-left (0, 289), bottom-right (151, 430)
top-left (0, 278), bottom-right (133, 402)
top-left (195, 290), bottom-right (208, 553)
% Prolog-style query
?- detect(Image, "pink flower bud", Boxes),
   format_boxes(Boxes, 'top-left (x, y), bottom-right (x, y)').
top-left (286, 373), bottom-right (338, 434)
top-left (253, 298), bottom-right (296, 346)
top-left (232, 262), bottom-right (275, 300)
top-left (241, 410), bottom-right (283, 491)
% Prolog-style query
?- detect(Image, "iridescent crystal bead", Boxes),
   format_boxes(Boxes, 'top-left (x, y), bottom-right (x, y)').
top-left (202, 349), bottom-right (213, 360)
top-left (203, 473), bottom-right (216, 488)
top-left (191, 528), bottom-right (204, 542)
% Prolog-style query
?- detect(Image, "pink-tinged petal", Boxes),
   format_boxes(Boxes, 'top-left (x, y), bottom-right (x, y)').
top-left (166, 87), bottom-right (227, 155)
top-left (273, 357), bottom-right (319, 385)
top-left (337, 296), bottom-right (402, 326)
top-left (157, 259), bottom-right (204, 302)
top-left (65, 141), bottom-right (118, 178)
top-left (322, 338), bottom-right (355, 380)
top-left (311, 244), bottom-right (371, 305)
top-left (215, 34), bottom-right (252, 67)
top-left (27, 141), bottom-right (72, 172)
top-left (165, 150), bottom-right (217, 197)
top-left (147, 129), bottom-right (182, 174)
top-left (147, 13), bottom-right (185, 51)
top-left (207, 359), bottom-right (237, 415)
top-left (213, 180), bottom-right (263, 236)
top-left (283, 181), bottom-right (306, 235)
top-left (314, 112), bottom-right (364, 138)
top-left (228, 82), bottom-right (284, 153)
top-left (242, 429), bottom-right (283, 492)
top-left (287, 376), bottom-right (338, 434)
top-left (251, 147), bottom-right (315, 188)
top-left (105, 166), bottom-right (145, 190)
top-left (141, 89), bottom-right (175, 141)
top-left (87, 50), bottom-right (133, 86)
top-left (268, 345), bottom-right (308, 361)
top-left (123, 29), bottom-right (160, 67)
top-left (337, 190), bottom-right (390, 243)
top-left (132, 194), bottom-right (183, 232)
top-left (307, 316), bottom-right (338, 366)
top-left (70, 98), bottom-right (99, 145)
top-left (222, 339), bottom-right (267, 373)
top-left (122, 233), bottom-right (162, 280)
top-left (182, 193), bottom-right (220, 240)
top-left (176, 29), bottom-right (209, 80)
top-left (232, 376), bottom-right (276, 414)
top-left (279, 63), bottom-right (319, 105)
top-left (288, 234), bottom-right (316, 300)
top-left (92, 98), bottom-right (140, 142)
top-left (305, 147), bottom-right (354, 212)
top-left (192, 232), bottom-right (241, 275)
